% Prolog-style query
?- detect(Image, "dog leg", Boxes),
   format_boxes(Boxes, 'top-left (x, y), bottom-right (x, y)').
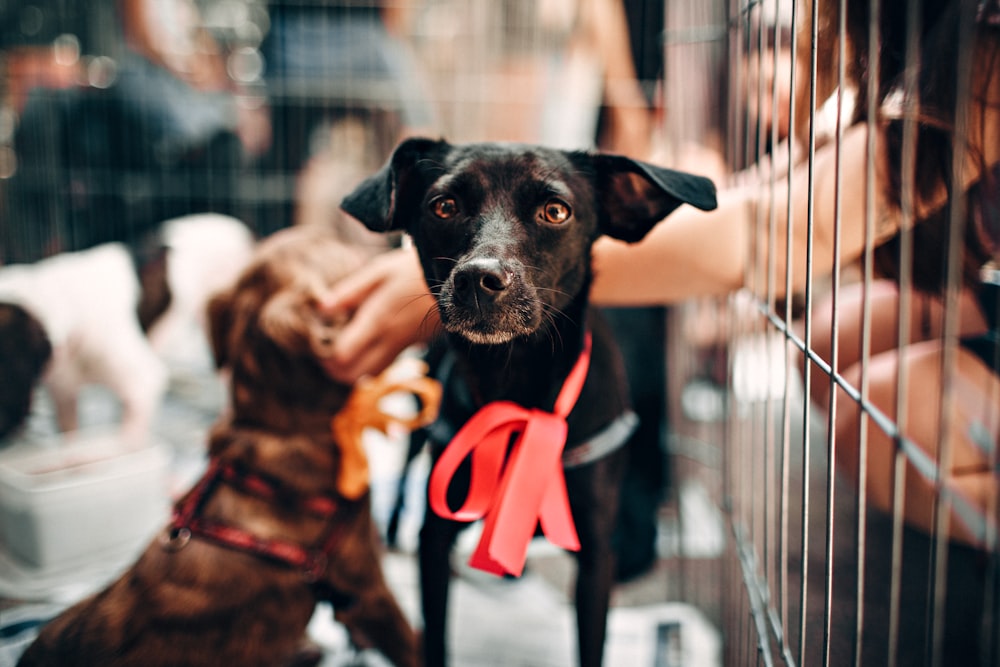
top-left (566, 452), bottom-right (627, 667)
top-left (573, 542), bottom-right (616, 667)
top-left (334, 586), bottom-right (419, 667)
top-left (42, 347), bottom-right (82, 434)
top-left (46, 379), bottom-right (79, 434)
top-left (102, 330), bottom-right (169, 446)
top-left (418, 510), bottom-right (464, 667)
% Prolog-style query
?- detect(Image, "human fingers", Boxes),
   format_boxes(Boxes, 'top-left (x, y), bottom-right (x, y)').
top-left (323, 295), bottom-right (433, 383)
top-left (321, 248), bottom-right (438, 382)
top-left (320, 249), bottom-right (406, 318)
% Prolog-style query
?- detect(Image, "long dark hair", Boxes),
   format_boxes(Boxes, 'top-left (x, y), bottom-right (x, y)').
top-left (837, 0), bottom-right (999, 292)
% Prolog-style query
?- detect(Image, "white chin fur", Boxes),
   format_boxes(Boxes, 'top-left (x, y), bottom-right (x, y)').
top-left (456, 329), bottom-right (518, 345)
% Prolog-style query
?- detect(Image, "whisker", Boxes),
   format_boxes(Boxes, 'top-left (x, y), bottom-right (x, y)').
top-left (389, 290), bottom-right (442, 338)
top-left (540, 301), bottom-right (573, 325)
top-left (398, 292), bottom-right (437, 310)
top-left (534, 286), bottom-right (573, 301)
top-left (539, 304), bottom-right (570, 354)
top-left (419, 309), bottom-right (443, 335)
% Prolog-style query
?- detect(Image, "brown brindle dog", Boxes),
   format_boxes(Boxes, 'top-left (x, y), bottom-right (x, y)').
top-left (17, 226), bottom-right (435, 667)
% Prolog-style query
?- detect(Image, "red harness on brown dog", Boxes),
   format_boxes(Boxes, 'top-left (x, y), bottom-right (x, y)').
top-left (161, 458), bottom-right (343, 582)
top-left (159, 365), bottom-right (442, 584)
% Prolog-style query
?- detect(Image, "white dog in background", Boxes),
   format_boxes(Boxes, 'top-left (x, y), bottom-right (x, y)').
top-left (0, 214), bottom-right (256, 445)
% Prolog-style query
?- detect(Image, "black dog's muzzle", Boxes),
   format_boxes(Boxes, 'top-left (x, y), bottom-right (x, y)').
top-left (441, 255), bottom-right (541, 344)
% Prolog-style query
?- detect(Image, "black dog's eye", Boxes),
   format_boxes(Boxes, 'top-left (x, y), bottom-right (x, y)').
top-left (540, 199), bottom-right (571, 225)
top-left (430, 196), bottom-right (459, 219)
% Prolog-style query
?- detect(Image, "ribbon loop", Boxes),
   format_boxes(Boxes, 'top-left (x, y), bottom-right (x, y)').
top-left (427, 402), bottom-right (525, 522)
top-left (427, 334), bottom-right (592, 577)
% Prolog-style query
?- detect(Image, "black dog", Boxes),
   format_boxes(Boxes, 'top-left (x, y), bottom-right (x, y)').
top-left (342, 139), bottom-right (717, 667)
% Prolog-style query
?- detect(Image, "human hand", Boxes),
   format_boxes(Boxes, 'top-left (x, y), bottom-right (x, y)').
top-left (319, 246), bottom-right (440, 384)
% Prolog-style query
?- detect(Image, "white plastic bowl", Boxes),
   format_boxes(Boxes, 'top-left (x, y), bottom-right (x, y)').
top-left (0, 429), bottom-right (170, 570)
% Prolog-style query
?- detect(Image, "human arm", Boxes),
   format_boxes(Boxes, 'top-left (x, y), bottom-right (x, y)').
top-left (592, 121), bottom-right (893, 306)
top-left (119, 0), bottom-right (271, 155)
top-left (380, 0), bottom-right (421, 37)
top-left (584, 0), bottom-right (653, 158)
top-left (119, 0), bottom-right (230, 91)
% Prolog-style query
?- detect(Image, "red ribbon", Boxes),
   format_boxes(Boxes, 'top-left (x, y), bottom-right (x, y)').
top-left (427, 334), bottom-right (592, 577)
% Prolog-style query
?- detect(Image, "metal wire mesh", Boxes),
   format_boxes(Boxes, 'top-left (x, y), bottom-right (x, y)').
top-left (1, 1), bottom-right (998, 665)
top-left (669, 0), bottom-right (1000, 665)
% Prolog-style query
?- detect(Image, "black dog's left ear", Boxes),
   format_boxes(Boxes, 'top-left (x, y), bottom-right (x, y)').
top-left (341, 137), bottom-right (448, 232)
top-left (591, 154), bottom-right (718, 243)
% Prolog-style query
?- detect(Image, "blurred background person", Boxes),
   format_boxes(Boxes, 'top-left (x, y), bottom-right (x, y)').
top-left (0, 0), bottom-right (260, 263)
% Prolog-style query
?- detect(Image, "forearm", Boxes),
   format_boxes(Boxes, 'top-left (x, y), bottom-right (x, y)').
top-left (756, 121), bottom-right (885, 296)
top-left (120, 0), bottom-right (229, 90)
top-left (591, 123), bottom-right (888, 307)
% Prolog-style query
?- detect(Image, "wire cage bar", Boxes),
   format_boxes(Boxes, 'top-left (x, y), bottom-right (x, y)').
top-left (675, 0), bottom-right (1000, 665)
top-left (1, 1), bottom-right (998, 665)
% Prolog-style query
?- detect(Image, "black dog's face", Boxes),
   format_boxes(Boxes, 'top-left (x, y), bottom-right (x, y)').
top-left (407, 145), bottom-right (596, 344)
top-left (342, 139), bottom-right (718, 345)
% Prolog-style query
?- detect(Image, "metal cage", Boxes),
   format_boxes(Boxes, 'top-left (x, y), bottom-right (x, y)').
top-left (671, 1), bottom-right (1000, 666)
top-left (1, 1), bottom-right (997, 665)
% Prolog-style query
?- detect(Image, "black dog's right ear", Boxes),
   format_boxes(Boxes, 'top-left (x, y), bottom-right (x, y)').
top-left (341, 137), bottom-right (448, 232)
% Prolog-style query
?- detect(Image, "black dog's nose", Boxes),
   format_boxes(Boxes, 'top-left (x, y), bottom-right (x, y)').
top-left (452, 259), bottom-right (512, 305)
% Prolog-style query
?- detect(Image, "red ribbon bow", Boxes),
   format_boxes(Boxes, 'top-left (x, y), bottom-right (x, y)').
top-left (427, 334), bottom-right (592, 577)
